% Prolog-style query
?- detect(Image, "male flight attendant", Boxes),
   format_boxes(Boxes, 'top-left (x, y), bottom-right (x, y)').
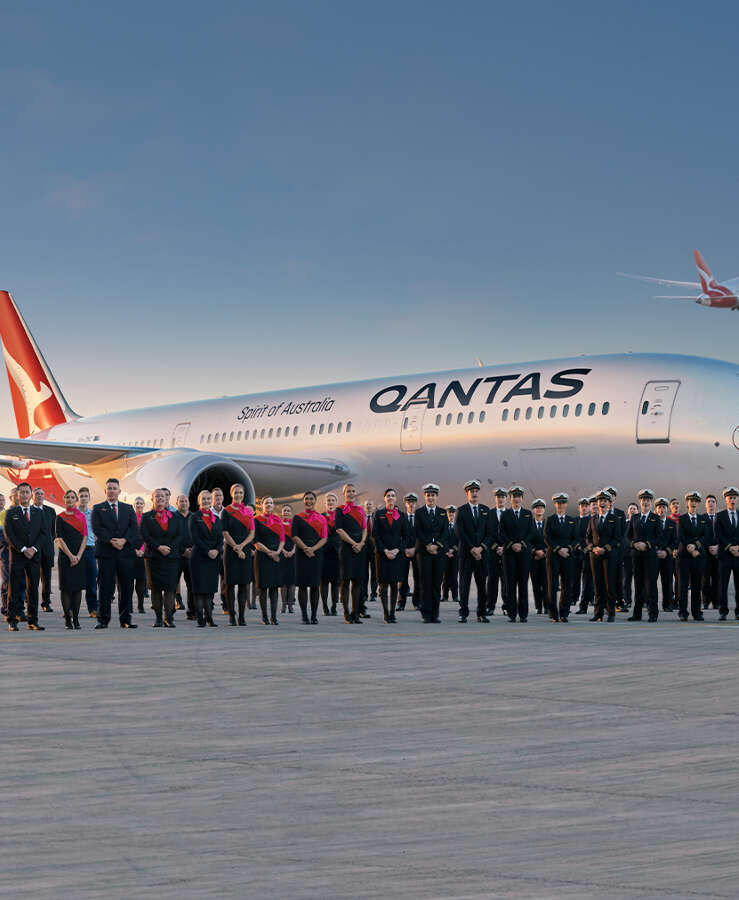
top-left (77, 487), bottom-right (99, 617)
top-left (715, 487), bottom-right (739, 621)
top-left (626, 489), bottom-right (661, 622)
top-left (486, 487), bottom-right (508, 616)
top-left (455, 479), bottom-right (490, 623)
top-left (4, 482), bottom-right (48, 631)
top-left (91, 478), bottom-right (140, 629)
top-left (414, 484), bottom-right (448, 623)
top-left (441, 506), bottom-right (459, 604)
top-left (0, 492), bottom-right (7, 619)
top-left (544, 493), bottom-right (577, 622)
top-left (499, 486), bottom-right (536, 622)
top-left (605, 487), bottom-right (627, 611)
top-left (32, 488), bottom-right (56, 612)
top-left (573, 497), bottom-right (593, 614)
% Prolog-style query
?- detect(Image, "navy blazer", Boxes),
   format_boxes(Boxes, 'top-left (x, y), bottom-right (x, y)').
top-left (4, 505), bottom-right (47, 559)
top-left (33, 504), bottom-right (56, 560)
top-left (676, 513), bottom-right (706, 558)
top-left (372, 509), bottom-right (409, 554)
top-left (543, 514), bottom-right (578, 554)
top-left (586, 512), bottom-right (620, 556)
top-left (91, 501), bottom-right (140, 559)
top-left (715, 509), bottom-right (739, 558)
top-left (626, 512), bottom-right (661, 555)
top-left (655, 517), bottom-right (677, 552)
top-left (499, 507), bottom-right (536, 551)
top-left (415, 506), bottom-right (448, 554)
top-left (455, 503), bottom-right (491, 553)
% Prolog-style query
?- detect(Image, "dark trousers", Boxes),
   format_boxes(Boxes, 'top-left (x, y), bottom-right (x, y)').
top-left (623, 554), bottom-right (633, 605)
top-left (399, 555), bottom-right (420, 608)
top-left (702, 554), bottom-right (719, 608)
top-left (530, 555), bottom-right (547, 612)
top-left (657, 555), bottom-right (674, 609)
top-left (632, 553), bottom-right (658, 619)
top-left (194, 592), bottom-right (215, 623)
top-left (0, 544), bottom-right (8, 611)
top-left (615, 548), bottom-right (625, 602)
top-left (151, 588), bottom-right (175, 624)
top-left (82, 546), bottom-right (98, 612)
top-left (40, 554), bottom-right (53, 606)
top-left (459, 551), bottom-right (487, 618)
top-left (575, 552), bottom-right (594, 611)
top-left (591, 553), bottom-right (617, 618)
top-left (678, 556), bottom-right (704, 619)
top-left (98, 554), bottom-right (134, 626)
top-left (419, 551), bottom-right (445, 621)
top-left (547, 553), bottom-right (573, 620)
top-left (718, 555), bottom-right (739, 616)
top-left (503, 550), bottom-right (531, 620)
top-left (361, 552), bottom-right (378, 602)
top-left (486, 550), bottom-right (506, 613)
top-left (442, 554), bottom-right (458, 601)
top-left (9, 553), bottom-right (40, 624)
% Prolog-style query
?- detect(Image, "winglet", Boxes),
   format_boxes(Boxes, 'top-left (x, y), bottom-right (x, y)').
top-left (0, 291), bottom-right (79, 438)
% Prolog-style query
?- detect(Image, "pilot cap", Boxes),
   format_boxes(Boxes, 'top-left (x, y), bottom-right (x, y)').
top-left (595, 490), bottom-right (611, 501)
top-left (531, 498), bottom-right (546, 508)
top-left (403, 492), bottom-right (418, 502)
top-left (508, 485), bottom-right (524, 497)
top-left (723, 486), bottom-right (739, 498)
top-left (684, 490), bottom-right (702, 502)
top-left (464, 479), bottom-right (481, 492)
top-left (578, 497), bottom-right (590, 506)
top-left (446, 504), bottom-right (457, 513)
top-left (655, 497), bottom-right (669, 507)
top-left (588, 495), bottom-right (597, 504)
top-left (552, 492), bottom-right (569, 503)
top-left (637, 489), bottom-right (654, 500)
top-left (605, 486), bottom-right (618, 497)
top-left (493, 487), bottom-right (507, 497)
top-left (422, 483), bottom-right (439, 495)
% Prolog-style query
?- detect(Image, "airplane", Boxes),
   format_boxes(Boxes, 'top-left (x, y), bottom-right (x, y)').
top-left (0, 289), bottom-right (737, 509)
top-left (619, 249), bottom-right (739, 310)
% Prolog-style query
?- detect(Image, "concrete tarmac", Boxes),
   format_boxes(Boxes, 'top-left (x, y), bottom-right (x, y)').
top-left (2, 593), bottom-right (739, 899)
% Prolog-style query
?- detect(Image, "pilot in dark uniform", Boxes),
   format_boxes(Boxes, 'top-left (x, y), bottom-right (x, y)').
top-left (455, 479), bottom-right (490, 623)
top-left (573, 497), bottom-right (593, 614)
top-left (544, 492), bottom-right (577, 622)
top-left (626, 489), bottom-right (661, 622)
top-left (586, 489), bottom-right (621, 622)
top-left (486, 488), bottom-right (508, 616)
top-left (399, 492), bottom-right (420, 611)
top-left (622, 502), bottom-right (638, 609)
top-left (605, 487), bottom-right (627, 611)
top-left (414, 484), bottom-right (448, 623)
top-left (441, 505), bottom-right (459, 605)
top-left (716, 486), bottom-right (739, 620)
top-left (499, 486), bottom-right (536, 622)
top-left (529, 499), bottom-right (548, 614)
top-left (654, 498), bottom-right (677, 612)
top-left (701, 494), bottom-right (720, 610)
top-left (676, 491), bottom-right (706, 621)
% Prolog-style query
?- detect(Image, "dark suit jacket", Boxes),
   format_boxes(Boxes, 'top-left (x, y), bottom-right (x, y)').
top-left (656, 517), bottom-right (677, 552)
top-left (530, 518), bottom-right (547, 555)
top-left (575, 515), bottom-right (591, 551)
top-left (586, 512), bottom-right (620, 556)
top-left (91, 501), bottom-right (140, 559)
top-left (543, 514), bottom-right (577, 554)
top-left (141, 510), bottom-right (183, 559)
top-left (445, 521), bottom-right (458, 555)
top-left (414, 506), bottom-right (448, 554)
top-left (499, 507), bottom-right (536, 552)
top-left (372, 510), bottom-right (409, 554)
top-left (487, 507), bottom-right (506, 551)
top-left (613, 507), bottom-right (627, 547)
top-left (4, 505), bottom-right (47, 560)
top-left (626, 512), bottom-right (661, 555)
top-left (715, 509), bottom-right (739, 558)
top-left (455, 503), bottom-right (490, 553)
top-left (33, 504), bottom-right (56, 561)
top-left (676, 513), bottom-right (706, 558)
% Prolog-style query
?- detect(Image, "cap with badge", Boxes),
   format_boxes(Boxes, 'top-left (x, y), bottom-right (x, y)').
top-left (508, 485), bottom-right (524, 497)
top-left (723, 486), bottom-right (739, 498)
top-left (605, 486), bottom-right (618, 497)
top-left (655, 497), bottom-right (668, 507)
top-left (422, 483), bottom-right (439, 495)
top-left (446, 504), bottom-right (457, 513)
top-left (588, 495), bottom-right (597, 504)
top-left (552, 492), bottom-right (569, 503)
top-left (493, 487), bottom-right (507, 497)
top-left (578, 497), bottom-right (590, 506)
top-left (531, 498), bottom-right (546, 509)
top-left (464, 479), bottom-right (481, 492)
top-left (595, 490), bottom-right (611, 501)
top-left (403, 492), bottom-right (418, 502)
top-left (637, 488), bottom-right (654, 500)
top-left (684, 490), bottom-right (702, 502)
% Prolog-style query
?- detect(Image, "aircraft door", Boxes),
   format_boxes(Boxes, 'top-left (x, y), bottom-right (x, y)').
top-left (636, 381), bottom-right (680, 444)
top-left (400, 411), bottom-right (424, 452)
top-left (171, 422), bottom-right (191, 447)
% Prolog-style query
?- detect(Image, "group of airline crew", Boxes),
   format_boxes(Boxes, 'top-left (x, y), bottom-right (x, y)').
top-left (1, 477), bottom-right (738, 631)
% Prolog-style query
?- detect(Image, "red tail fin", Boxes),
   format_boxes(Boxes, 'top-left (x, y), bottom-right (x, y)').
top-left (692, 250), bottom-right (733, 299)
top-left (0, 291), bottom-right (78, 438)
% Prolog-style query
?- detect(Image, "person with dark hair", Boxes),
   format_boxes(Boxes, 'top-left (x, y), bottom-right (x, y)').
top-left (174, 494), bottom-right (195, 618)
top-left (141, 488), bottom-right (183, 628)
top-left (189, 489), bottom-right (223, 627)
top-left (586, 490), bottom-right (621, 623)
top-left (32, 488), bottom-right (56, 613)
top-left (55, 489), bottom-right (87, 629)
top-left (334, 483), bottom-right (367, 624)
top-left (415, 484), bottom-right (448, 623)
top-left (654, 498), bottom-right (677, 612)
top-left (132, 497), bottom-right (147, 613)
top-left (254, 497), bottom-right (285, 625)
top-left (626, 489), bottom-right (661, 622)
top-left (221, 484), bottom-right (255, 626)
top-left (280, 504), bottom-right (297, 615)
top-left (701, 494), bottom-right (720, 610)
top-left (292, 491), bottom-right (328, 624)
top-left (716, 487), bottom-right (739, 620)
top-left (544, 493), bottom-right (577, 623)
top-left (455, 480), bottom-right (490, 623)
top-left (77, 487), bottom-right (99, 617)
top-left (373, 488), bottom-right (408, 623)
top-left (320, 492), bottom-right (340, 616)
top-left (0, 492), bottom-right (7, 620)
top-left (442, 505), bottom-right (459, 606)
top-left (4, 481), bottom-right (49, 631)
top-left (91, 478), bottom-right (140, 629)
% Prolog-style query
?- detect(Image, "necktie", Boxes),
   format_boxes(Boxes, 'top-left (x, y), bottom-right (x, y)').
top-left (515, 510), bottom-right (519, 519)
top-left (429, 507), bottom-right (434, 520)
top-left (112, 503), bottom-right (118, 521)
top-left (691, 516), bottom-right (695, 527)
top-left (25, 507), bottom-right (30, 521)
top-left (642, 515), bottom-right (646, 526)
top-left (731, 512), bottom-right (736, 528)
top-left (600, 515), bottom-right (605, 525)
top-left (410, 515), bottom-right (414, 527)
top-left (537, 521), bottom-right (542, 531)
top-left (560, 517), bottom-right (564, 525)
top-left (473, 506), bottom-right (478, 521)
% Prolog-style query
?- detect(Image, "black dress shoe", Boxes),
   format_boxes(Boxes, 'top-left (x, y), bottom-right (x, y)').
top-left (719, 614), bottom-right (728, 621)
top-left (589, 616), bottom-right (602, 622)
top-left (164, 620), bottom-right (176, 628)
top-left (560, 617), bottom-right (568, 623)
top-left (458, 616), bottom-right (467, 623)
top-left (520, 618), bottom-right (527, 622)
top-left (270, 618), bottom-right (279, 626)
top-left (152, 620), bottom-right (163, 627)
top-left (693, 615), bottom-right (704, 621)
top-left (310, 617), bottom-right (318, 624)
top-left (477, 615), bottom-right (490, 623)
top-left (648, 616), bottom-right (658, 622)
top-left (606, 615), bottom-right (615, 622)
top-left (186, 612), bottom-right (196, 620)
top-left (627, 616), bottom-right (641, 621)
top-left (121, 622), bottom-right (138, 629)
top-left (575, 609), bottom-right (586, 615)
top-left (95, 622), bottom-right (108, 629)
top-left (433, 618), bottom-right (441, 623)
top-left (197, 620), bottom-right (206, 627)
top-left (28, 622), bottom-right (45, 631)
top-left (207, 619), bottom-right (218, 627)
top-left (301, 617), bottom-right (310, 625)
top-left (8, 621), bottom-right (18, 631)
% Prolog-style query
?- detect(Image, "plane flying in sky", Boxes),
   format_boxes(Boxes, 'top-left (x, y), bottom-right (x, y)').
top-left (619, 250), bottom-right (739, 310)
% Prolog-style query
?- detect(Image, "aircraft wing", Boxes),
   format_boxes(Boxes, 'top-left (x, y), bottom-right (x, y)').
top-left (0, 436), bottom-right (150, 465)
top-left (617, 272), bottom-right (701, 288)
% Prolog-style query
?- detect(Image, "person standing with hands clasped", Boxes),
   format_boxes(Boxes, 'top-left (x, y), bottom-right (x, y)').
top-left (91, 478), bottom-right (140, 629)
top-left (716, 487), bottom-right (739, 620)
top-left (291, 491), bottom-right (328, 625)
top-left (4, 481), bottom-right (48, 631)
top-left (55, 489), bottom-right (87, 630)
top-left (334, 483), bottom-right (367, 624)
top-left (189, 490), bottom-right (223, 627)
top-left (254, 496), bottom-right (285, 625)
top-left (141, 488), bottom-right (183, 628)
top-left (414, 484), bottom-right (448, 623)
top-left (221, 484), bottom-right (255, 626)
top-left (455, 479), bottom-right (490, 624)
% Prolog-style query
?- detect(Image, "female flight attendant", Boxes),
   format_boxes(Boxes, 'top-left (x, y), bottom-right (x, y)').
top-left (189, 490), bottom-right (224, 627)
top-left (141, 488), bottom-right (183, 628)
top-left (133, 496), bottom-right (147, 614)
top-left (292, 491), bottom-right (328, 624)
top-left (372, 488), bottom-right (408, 624)
top-left (321, 492), bottom-right (341, 616)
top-left (55, 489), bottom-right (87, 630)
top-left (254, 497), bottom-right (285, 625)
top-left (334, 483), bottom-right (368, 624)
top-left (221, 483), bottom-right (255, 626)
top-left (280, 504), bottom-right (297, 615)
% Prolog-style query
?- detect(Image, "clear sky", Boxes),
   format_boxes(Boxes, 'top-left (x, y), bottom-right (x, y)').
top-left (0, 0), bottom-right (737, 469)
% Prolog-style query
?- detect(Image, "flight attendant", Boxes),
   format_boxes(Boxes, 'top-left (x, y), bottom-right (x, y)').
top-left (715, 487), bottom-right (739, 621)
top-left (573, 497), bottom-right (592, 614)
top-left (605, 487), bottom-right (627, 611)
top-left (189, 489), bottom-right (223, 627)
top-left (529, 499), bottom-right (548, 614)
top-left (321, 492), bottom-right (341, 616)
top-left (175, 494), bottom-right (195, 619)
top-left (280, 505), bottom-right (297, 614)
top-left (361, 499), bottom-right (378, 615)
top-left (486, 488), bottom-right (508, 616)
top-left (499, 486), bottom-right (536, 622)
top-left (210, 487), bottom-right (228, 614)
top-left (334, 483), bottom-right (368, 624)
top-left (701, 494), bottom-right (720, 610)
top-left (292, 491), bottom-right (328, 624)
top-left (221, 484), bottom-right (255, 626)
top-left (626, 489), bottom-right (661, 622)
top-left (133, 497), bottom-right (147, 614)
top-left (442, 505), bottom-right (459, 606)
top-left (141, 488), bottom-right (183, 628)
top-left (254, 497), bottom-right (285, 625)
top-left (544, 493), bottom-right (577, 622)
top-left (372, 488), bottom-right (408, 623)
top-left (4, 482), bottom-right (47, 631)
top-left (32, 488), bottom-right (56, 613)
top-left (55, 489), bottom-right (87, 630)
top-left (92, 478), bottom-right (140, 629)
top-left (622, 501), bottom-right (639, 610)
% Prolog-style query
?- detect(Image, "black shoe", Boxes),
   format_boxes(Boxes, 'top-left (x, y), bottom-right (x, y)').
top-left (310, 617), bottom-right (318, 625)
top-left (627, 616), bottom-right (642, 621)
top-left (422, 617), bottom-right (432, 623)
top-left (197, 620), bottom-right (206, 627)
top-left (520, 618), bottom-right (527, 622)
top-left (164, 620), bottom-right (176, 628)
top-left (679, 614), bottom-right (688, 621)
top-left (507, 616), bottom-right (517, 622)
top-left (73, 619), bottom-right (81, 630)
top-left (28, 622), bottom-right (45, 631)
top-left (152, 620), bottom-right (163, 628)
top-left (560, 617), bottom-right (568, 623)
top-left (648, 616), bottom-right (658, 623)
top-left (41, 604), bottom-right (52, 612)
top-left (575, 609), bottom-right (587, 615)
top-left (330, 605), bottom-right (337, 616)
top-left (121, 622), bottom-right (138, 629)
top-left (95, 622), bottom-right (108, 629)
top-left (693, 615), bottom-right (704, 621)
top-left (301, 616), bottom-right (310, 625)
top-left (432, 618), bottom-right (441, 623)
top-left (8, 621), bottom-right (18, 631)
top-left (359, 612), bottom-right (371, 618)
top-left (186, 612), bottom-right (196, 620)
top-left (606, 615), bottom-right (615, 622)
top-left (64, 617), bottom-right (73, 630)
top-left (137, 605), bottom-right (145, 614)
top-left (476, 615), bottom-right (490, 623)
top-left (270, 618), bottom-right (279, 626)
top-left (719, 614), bottom-right (728, 621)
top-left (589, 616), bottom-right (602, 622)
top-left (207, 619), bottom-right (218, 627)
top-left (536, 609), bottom-right (542, 615)
top-left (458, 616), bottom-right (467, 623)
top-left (262, 616), bottom-right (270, 625)
top-left (238, 617), bottom-right (246, 626)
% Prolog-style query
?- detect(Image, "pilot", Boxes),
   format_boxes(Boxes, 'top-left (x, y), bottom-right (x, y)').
top-left (573, 497), bottom-right (593, 615)
top-left (585, 490), bottom-right (620, 622)
top-left (716, 486), bottom-right (739, 621)
top-left (605, 487), bottom-right (627, 611)
top-left (622, 501), bottom-right (639, 610)
top-left (499, 486), bottom-right (535, 622)
top-left (399, 492), bottom-right (420, 611)
top-left (676, 491), bottom-right (706, 622)
top-left (455, 479), bottom-right (490, 623)
top-left (442, 505), bottom-right (459, 606)
top-left (415, 484), bottom-right (448, 623)
top-left (654, 498), bottom-right (677, 612)
top-left (701, 494), bottom-right (720, 610)
top-left (626, 489), bottom-right (660, 622)
top-left (529, 499), bottom-right (548, 615)
top-left (544, 493), bottom-right (577, 622)
top-left (487, 488), bottom-right (508, 617)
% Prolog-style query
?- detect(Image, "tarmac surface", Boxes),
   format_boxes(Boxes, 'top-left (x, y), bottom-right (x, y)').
top-left (2, 590), bottom-right (739, 899)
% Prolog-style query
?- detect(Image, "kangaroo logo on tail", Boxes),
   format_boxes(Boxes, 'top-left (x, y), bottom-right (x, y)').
top-left (693, 249), bottom-right (734, 299)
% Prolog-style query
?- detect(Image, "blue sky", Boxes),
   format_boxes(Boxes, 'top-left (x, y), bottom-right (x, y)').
top-left (0, 0), bottom-right (737, 455)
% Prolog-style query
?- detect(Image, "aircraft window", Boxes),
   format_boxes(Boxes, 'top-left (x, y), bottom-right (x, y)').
top-left (237, 431), bottom-right (242, 440)
top-left (602, 401), bottom-right (610, 415)
top-left (276, 427), bottom-right (282, 437)
top-left (346, 421), bottom-right (352, 432)
top-left (319, 424), bottom-right (325, 435)
top-left (268, 428), bottom-right (273, 438)
top-left (502, 409), bottom-right (509, 422)
top-left (222, 432), bottom-right (226, 442)
top-left (588, 403), bottom-right (596, 416)
top-left (537, 406), bottom-right (544, 419)
top-left (207, 434), bottom-right (212, 443)
top-left (214, 434), bottom-right (219, 443)
top-left (575, 404), bottom-right (582, 417)
top-left (550, 405), bottom-right (556, 418)
top-left (337, 422), bottom-right (343, 433)
top-left (435, 414), bottom-right (441, 426)
top-left (641, 400), bottom-right (649, 414)
top-left (310, 424), bottom-right (316, 435)
top-left (479, 411), bottom-right (486, 423)
top-left (403, 417), bottom-right (408, 429)
top-left (513, 408), bottom-right (521, 421)
top-left (293, 426), bottom-right (298, 436)
top-left (446, 413), bottom-right (452, 425)
top-left (229, 431), bottom-right (234, 441)
top-left (328, 423), bottom-right (334, 434)
top-left (260, 429), bottom-right (265, 439)
top-left (562, 404), bottom-right (569, 417)
top-left (456, 413), bottom-right (463, 425)
top-left (252, 429), bottom-right (257, 439)
top-left (525, 407), bottom-right (532, 421)
top-left (467, 412), bottom-right (474, 424)
top-left (244, 431), bottom-right (249, 441)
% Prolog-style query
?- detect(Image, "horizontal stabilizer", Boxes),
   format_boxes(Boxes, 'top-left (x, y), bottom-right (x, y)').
top-left (652, 295), bottom-right (701, 300)
top-left (617, 272), bottom-right (701, 288)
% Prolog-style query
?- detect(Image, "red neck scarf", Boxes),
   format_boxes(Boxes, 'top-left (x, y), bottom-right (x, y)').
top-left (324, 510), bottom-right (336, 528)
top-left (226, 503), bottom-right (255, 529)
top-left (60, 508), bottom-right (88, 536)
top-left (299, 510), bottom-right (328, 537)
top-left (136, 511), bottom-right (143, 525)
top-left (257, 513), bottom-right (285, 538)
top-left (341, 502), bottom-right (367, 529)
top-left (201, 508), bottom-right (216, 531)
top-left (385, 506), bottom-right (400, 523)
top-left (282, 518), bottom-right (292, 538)
top-left (155, 509), bottom-right (172, 531)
